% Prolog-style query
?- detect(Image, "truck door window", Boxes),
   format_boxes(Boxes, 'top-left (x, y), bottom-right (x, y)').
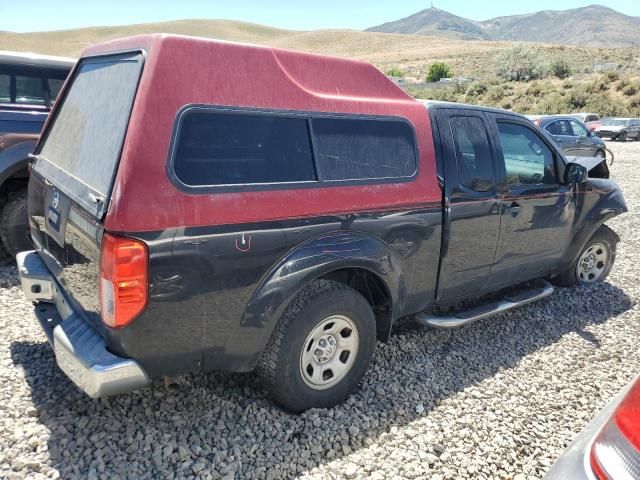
top-left (449, 116), bottom-right (494, 192)
top-left (14, 74), bottom-right (45, 105)
top-left (498, 122), bottom-right (557, 186)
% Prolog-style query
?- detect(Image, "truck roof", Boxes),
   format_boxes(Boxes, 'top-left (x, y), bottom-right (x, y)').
top-left (421, 100), bottom-right (528, 120)
top-left (0, 50), bottom-right (75, 69)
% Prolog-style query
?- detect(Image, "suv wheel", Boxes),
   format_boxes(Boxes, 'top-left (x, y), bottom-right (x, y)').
top-left (257, 279), bottom-right (376, 412)
top-left (0, 189), bottom-right (31, 258)
top-left (617, 131), bottom-right (627, 142)
top-left (554, 225), bottom-right (617, 287)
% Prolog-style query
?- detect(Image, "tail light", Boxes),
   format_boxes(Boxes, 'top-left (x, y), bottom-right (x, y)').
top-left (99, 232), bottom-right (148, 328)
top-left (590, 379), bottom-right (640, 479)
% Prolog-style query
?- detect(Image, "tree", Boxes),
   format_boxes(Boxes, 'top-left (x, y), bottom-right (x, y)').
top-left (426, 62), bottom-right (452, 82)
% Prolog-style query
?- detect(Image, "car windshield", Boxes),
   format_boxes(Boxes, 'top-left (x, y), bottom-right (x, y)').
top-left (602, 119), bottom-right (629, 127)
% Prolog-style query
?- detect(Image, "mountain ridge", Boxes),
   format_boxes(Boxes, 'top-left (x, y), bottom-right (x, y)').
top-left (367, 5), bottom-right (640, 47)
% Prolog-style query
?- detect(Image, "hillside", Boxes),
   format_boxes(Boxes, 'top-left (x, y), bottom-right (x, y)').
top-left (1, 18), bottom-right (636, 83)
top-left (367, 5), bottom-right (640, 48)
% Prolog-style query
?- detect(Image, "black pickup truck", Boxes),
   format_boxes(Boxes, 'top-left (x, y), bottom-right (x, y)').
top-left (0, 51), bottom-right (73, 260)
top-left (18, 35), bottom-right (627, 412)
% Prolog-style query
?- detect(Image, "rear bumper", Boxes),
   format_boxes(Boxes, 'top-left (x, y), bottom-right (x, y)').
top-left (17, 250), bottom-right (150, 397)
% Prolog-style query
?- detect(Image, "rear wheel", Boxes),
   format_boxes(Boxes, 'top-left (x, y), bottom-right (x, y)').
top-left (0, 189), bottom-right (31, 258)
top-left (554, 225), bottom-right (617, 287)
top-left (257, 279), bottom-right (376, 412)
top-left (617, 131), bottom-right (627, 142)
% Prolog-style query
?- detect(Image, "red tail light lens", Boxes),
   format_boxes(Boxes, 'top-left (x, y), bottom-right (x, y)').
top-left (100, 233), bottom-right (148, 328)
top-left (590, 379), bottom-right (640, 479)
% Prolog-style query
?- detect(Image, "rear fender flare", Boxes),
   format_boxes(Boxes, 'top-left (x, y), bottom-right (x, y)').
top-left (238, 231), bottom-right (406, 361)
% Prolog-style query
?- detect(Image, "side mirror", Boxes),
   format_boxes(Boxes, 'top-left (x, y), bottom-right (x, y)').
top-left (564, 162), bottom-right (588, 184)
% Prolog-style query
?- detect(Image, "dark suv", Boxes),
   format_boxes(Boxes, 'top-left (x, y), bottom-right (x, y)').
top-left (0, 51), bottom-right (74, 260)
top-left (18, 35), bottom-right (627, 412)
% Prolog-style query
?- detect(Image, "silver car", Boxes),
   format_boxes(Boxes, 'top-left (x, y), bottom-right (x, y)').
top-left (594, 118), bottom-right (640, 141)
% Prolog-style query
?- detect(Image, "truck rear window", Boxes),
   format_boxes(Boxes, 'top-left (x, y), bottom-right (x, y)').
top-left (35, 52), bottom-right (142, 216)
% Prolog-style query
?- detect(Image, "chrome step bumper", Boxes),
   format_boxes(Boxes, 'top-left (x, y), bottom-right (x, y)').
top-left (17, 250), bottom-right (150, 398)
top-left (416, 279), bottom-right (555, 329)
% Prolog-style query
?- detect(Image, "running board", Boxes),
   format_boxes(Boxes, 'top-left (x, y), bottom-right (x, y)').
top-left (416, 279), bottom-right (554, 329)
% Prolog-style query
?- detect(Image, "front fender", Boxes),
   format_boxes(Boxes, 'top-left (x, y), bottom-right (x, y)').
top-left (238, 230), bottom-right (405, 357)
top-left (563, 180), bottom-right (627, 269)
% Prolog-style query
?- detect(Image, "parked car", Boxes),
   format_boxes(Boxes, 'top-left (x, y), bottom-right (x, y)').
top-left (594, 117), bottom-right (640, 141)
top-left (529, 115), bottom-right (606, 158)
top-left (18, 34), bottom-right (627, 412)
top-left (569, 113), bottom-right (600, 124)
top-left (545, 374), bottom-right (640, 479)
top-left (567, 113), bottom-right (602, 132)
top-left (0, 51), bottom-right (74, 260)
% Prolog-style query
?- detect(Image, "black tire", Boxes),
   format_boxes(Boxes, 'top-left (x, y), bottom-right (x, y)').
top-left (0, 189), bottom-right (31, 258)
top-left (554, 225), bottom-right (617, 287)
top-left (257, 279), bottom-right (376, 412)
top-left (617, 131), bottom-right (627, 142)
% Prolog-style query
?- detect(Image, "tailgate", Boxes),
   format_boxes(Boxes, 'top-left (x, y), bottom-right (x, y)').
top-left (28, 52), bottom-right (143, 328)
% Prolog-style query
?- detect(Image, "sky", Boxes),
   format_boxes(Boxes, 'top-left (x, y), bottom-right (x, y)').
top-left (1, 0), bottom-right (639, 33)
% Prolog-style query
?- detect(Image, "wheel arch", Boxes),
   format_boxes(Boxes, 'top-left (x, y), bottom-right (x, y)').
top-left (238, 231), bottom-right (406, 368)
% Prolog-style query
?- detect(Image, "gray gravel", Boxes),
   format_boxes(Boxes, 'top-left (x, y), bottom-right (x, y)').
top-left (1, 142), bottom-right (639, 480)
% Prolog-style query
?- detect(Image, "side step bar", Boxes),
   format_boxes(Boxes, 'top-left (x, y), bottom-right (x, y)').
top-left (416, 279), bottom-right (554, 329)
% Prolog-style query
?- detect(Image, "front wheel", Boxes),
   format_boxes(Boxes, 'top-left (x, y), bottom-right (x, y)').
top-left (257, 279), bottom-right (376, 412)
top-left (554, 225), bottom-right (617, 287)
top-left (617, 131), bottom-right (627, 142)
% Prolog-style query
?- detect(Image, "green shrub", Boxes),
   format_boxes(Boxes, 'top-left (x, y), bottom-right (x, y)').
top-left (568, 90), bottom-right (588, 110)
top-left (615, 78), bottom-right (630, 91)
top-left (550, 58), bottom-right (571, 79)
top-left (495, 45), bottom-right (546, 81)
top-left (426, 62), bottom-right (453, 82)
top-left (622, 83), bottom-right (639, 96)
top-left (585, 93), bottom-right (626, 117)
top-left (486, 85), bottom-right (506, 102)
top-left (526, 82), bottom-right (542, 97)
top-left (538, 92), bottom-right (570, 114)
top-left (385, 68), bottom-right (404, 78)
top-left (603, 71), bottom-right (620, 82)
top-left (629, 94), bottom-right (640, 110)
top-left (466, 82), bottom-right (488, 97)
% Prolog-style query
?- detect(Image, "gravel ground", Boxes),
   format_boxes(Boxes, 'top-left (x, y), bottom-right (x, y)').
top-left (1, 142), bottom-right (639, 480)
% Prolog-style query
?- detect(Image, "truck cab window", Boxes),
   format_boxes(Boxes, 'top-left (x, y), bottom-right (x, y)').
top-left (498, 122), bottom-right (557, 187)
top-left (450, 116), bottom-right (494, 192)
top-left (0, 74), bottom-right (9, 103)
